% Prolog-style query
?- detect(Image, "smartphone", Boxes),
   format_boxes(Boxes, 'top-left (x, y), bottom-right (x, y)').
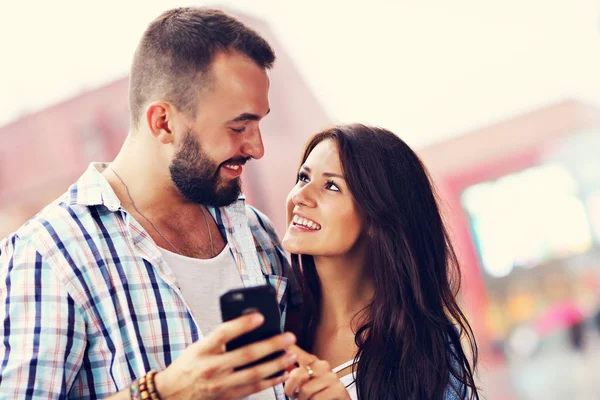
top-left (220, 284), bottom-right (285, 377)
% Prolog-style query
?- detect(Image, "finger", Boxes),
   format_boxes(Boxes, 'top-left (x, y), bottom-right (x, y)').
top-left (218, 350), bottom-right (298, 388)
top-left (286, 361), bottom-right (298, 374)
top-left (287, 359), bottom-right (331, 397)
top-left (298, 373), bottom-right (339, 400)
top-left (309, 360), bottom-right (332, 376)
top-left (200, 313), bottom-right (264, 353)
top-left (287, 344), bottom-right (318, 366)
top-left (283, 366), bottom-right (311, 397)
top-left (224, 371), bottom-right (289, 400)
top-left (217, 332), bottom-right (296, 371)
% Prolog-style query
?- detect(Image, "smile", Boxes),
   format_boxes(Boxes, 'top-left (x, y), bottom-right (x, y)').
top-left (292, 214), bottom-right (322, 230)
top-left (220, 162), bottom-right (244, 177)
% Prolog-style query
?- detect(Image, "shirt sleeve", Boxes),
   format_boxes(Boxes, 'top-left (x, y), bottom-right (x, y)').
top-left (0, 234), bottom-right (87, 398)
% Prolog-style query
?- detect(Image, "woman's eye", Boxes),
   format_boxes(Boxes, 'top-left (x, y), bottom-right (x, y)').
top-left (230, 127), bottom-right (246, 133)
top-left (297, 172), bottom-right (309, 183)
top-left (325, 181), bottom-right (340, 192)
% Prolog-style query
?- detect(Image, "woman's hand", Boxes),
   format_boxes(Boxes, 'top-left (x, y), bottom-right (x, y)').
top-left (285, 346), bottom-right (351, 400)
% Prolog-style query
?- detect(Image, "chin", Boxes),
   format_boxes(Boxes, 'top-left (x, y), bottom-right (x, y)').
top-left (282, 235), bottom-right (304, 255)
top-left (281, 236), bottom-right (294, 254)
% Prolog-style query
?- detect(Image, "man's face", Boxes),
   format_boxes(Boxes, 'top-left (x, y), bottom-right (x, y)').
top-left (170, 51), bottom-right (271, 207)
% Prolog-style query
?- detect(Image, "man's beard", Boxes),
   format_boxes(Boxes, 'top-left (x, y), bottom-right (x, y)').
top-left (169, 130), bottom-right (248, 207)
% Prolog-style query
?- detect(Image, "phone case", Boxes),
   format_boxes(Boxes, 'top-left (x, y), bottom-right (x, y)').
top-left (220, 285), bottom-right (285, 377)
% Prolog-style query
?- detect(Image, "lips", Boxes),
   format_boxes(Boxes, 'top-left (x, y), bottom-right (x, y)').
top-left (220, 157), bottom-right (250, 177)
top-left (222, 164), bottom-right (241, 172)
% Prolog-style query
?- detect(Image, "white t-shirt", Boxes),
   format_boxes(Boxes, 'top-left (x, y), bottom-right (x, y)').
top-left (160, 246), bottom-right (276, 400)
top-left (333, 360), bottom-right (358, 400)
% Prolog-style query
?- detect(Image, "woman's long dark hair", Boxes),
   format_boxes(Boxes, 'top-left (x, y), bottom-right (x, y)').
top-left (290, 124), bottom-right (479, 399)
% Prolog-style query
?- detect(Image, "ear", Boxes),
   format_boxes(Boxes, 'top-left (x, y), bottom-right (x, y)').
top-left (144, 101), bottom-right (175, 145)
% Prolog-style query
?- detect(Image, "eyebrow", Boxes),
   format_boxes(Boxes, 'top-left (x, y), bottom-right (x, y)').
top-left (229, 108), bottom-right (271, 123)
top-left (301, 165), bottom-right (345, 180)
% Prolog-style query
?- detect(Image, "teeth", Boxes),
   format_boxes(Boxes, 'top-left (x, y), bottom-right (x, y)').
top-left (225, 164), bottom-right (240, 170)
top-left (292, 214), bottom-right (321, 230)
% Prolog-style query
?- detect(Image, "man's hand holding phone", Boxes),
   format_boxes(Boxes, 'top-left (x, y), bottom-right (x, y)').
top-left (152, 312), bottom-right (297, 400)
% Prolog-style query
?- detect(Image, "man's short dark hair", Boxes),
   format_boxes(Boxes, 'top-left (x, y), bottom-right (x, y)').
top-left (129, 7), bottom-right (275, 128)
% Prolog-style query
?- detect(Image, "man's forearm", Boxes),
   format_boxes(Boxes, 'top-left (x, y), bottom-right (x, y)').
top-left (104, 388), bottom-right (131, 400)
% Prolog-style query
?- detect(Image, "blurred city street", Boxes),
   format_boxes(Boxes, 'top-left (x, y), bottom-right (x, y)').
top-left (507, 322), bottom-right (600, 400)
top-left (478, 319), bottom-right (600, 400)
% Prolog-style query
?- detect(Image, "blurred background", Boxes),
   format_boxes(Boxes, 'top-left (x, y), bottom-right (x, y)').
top-left (2, 1), bottom-right (600, 399)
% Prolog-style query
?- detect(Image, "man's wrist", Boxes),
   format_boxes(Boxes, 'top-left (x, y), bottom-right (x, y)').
top-left (153, 369), bottom-right (177, 400)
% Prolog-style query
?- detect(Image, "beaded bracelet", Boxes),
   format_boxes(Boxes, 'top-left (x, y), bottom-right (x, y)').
top-left (130, 370), bottom-right (160, 400)
top-left (129, 380), bottom-right (140, 399)
top-left (138, 370), bottom-right (160, 400)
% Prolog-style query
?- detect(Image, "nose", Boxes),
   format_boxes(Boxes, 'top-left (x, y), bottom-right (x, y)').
top-left (241, 127), bottom-right (265, 160)
top-left (291, 182), bottom-right (316, 208)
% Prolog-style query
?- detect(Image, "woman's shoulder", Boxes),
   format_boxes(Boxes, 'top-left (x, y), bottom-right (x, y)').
top-left (444, 338), bottom-right (472, 400)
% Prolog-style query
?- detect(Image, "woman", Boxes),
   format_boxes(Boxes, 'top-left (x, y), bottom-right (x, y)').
top-left (282, 124), bottom-right (479, 399)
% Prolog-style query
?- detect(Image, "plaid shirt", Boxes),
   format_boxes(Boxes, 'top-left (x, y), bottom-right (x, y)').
top-left (0, 163), bottom-right (300, 399)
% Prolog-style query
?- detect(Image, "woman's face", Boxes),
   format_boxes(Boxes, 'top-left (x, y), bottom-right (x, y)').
top-left (282, 139), bottom-right (364, 257)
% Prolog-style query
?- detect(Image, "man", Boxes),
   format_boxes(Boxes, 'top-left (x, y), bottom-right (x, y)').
top-left (0, 7), bottom-right (301, 399)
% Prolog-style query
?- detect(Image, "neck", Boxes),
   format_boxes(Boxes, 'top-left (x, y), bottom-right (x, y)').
top-left (314, 245), bottom-right (374, 332)
top-left (104, 134), bottom-right (204, 226)
top-left (102, 133), bottom-right (223, 259)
